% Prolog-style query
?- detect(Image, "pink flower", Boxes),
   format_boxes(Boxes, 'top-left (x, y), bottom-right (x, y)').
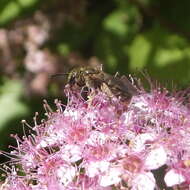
top-left (1, 78), bottom-right (190, 189)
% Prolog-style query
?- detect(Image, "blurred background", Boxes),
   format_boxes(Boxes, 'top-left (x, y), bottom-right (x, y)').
top-left (0, 0), bottom-right (190, 160)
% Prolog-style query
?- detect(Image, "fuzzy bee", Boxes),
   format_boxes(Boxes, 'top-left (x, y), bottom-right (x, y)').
top-left (67, 66), bottom-right (101, 87)
top-left (52, 65), bottom-right (138, 100)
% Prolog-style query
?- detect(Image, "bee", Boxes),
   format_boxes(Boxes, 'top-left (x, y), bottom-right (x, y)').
top-left (67, 66), bottom-right (101, 87)
top-left (52, 65), bottom-right (138, 100)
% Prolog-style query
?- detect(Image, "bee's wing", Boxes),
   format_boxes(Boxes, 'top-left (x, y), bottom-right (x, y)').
top-left (119, 75), bottom-right (139, 95)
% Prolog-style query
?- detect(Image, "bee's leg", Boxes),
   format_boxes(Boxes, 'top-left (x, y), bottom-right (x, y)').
top-left (100, 82), bottom-right (114, 98)
top-left (80, 86), bottom-right (89, 101)
top-left (87, 90), bottom-right (96, 108)
top-left (114, 72), bottom-right (119, 78)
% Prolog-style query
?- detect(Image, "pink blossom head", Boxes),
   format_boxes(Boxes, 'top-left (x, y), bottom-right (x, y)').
top-left (1, 76), bottom-right (190, 190)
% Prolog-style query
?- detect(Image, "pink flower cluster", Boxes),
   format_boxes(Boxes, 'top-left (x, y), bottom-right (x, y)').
top-left (1, 82), bottom-right (190, 190)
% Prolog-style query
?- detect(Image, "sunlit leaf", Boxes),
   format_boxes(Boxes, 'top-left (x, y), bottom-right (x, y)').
top-left (0, 0), bottom-right (39, 25)
top-left (0, 2), bottom-right (20, 24)
top-left (18, 0), bottom-right (38, 8)
top-left (128, 35), bottom-right (152, 69)
top-left (154, 48), bottom-right (184, 67)
top-left (103, 3), bottom-right (140, 38)
top-left (0, 80), bottom-right (28, 131)
top-left (103, 10), bottom-right (128, 37)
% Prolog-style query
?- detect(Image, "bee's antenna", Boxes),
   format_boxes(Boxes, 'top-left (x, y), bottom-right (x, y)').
top-left (51, 73), bottom-right (69, 79)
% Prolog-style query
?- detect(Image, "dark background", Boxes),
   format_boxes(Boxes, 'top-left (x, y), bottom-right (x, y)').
top-left (0, 0), bottom-right (190, 162)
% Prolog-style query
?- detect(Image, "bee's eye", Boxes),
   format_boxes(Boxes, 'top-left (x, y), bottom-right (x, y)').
top-left (85, 69), bottom-right (95, 74)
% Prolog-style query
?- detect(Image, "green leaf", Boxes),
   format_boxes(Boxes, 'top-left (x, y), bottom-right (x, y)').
top-left (0, 1), bottom-right (20, 24)
top-left (103, 10), bottom-right (128, 37)
top-left (0, 80), bottom-right (28, 131)
top-left (18, 0), bottom-right (38, 8)
top-left (154, 48), bottom-right (184, 67)
top-left (0, 0), bottom-right (39, 25)
top-left (128, 35), bottom-right (152, 69)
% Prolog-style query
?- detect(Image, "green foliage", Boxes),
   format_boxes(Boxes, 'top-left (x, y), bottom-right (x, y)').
top-left (0, 79), bottom-right (28, 130)
top-left (128, 34), bottom-right (151, 70)
top-left (103, 2), bottom-right (140, 37)
top-left (128, 25), bottom-right (190, 86)
top-left (104, 10), bottom-right (130, 37)
top-left (57, 43), bottom-right (71, 56)
top-left (0, 0), bottom-right (39, 25)
top-left (0, 79), bottom-right (29, 150)
top-left (18, 0), bottom-right (38, 7)
top-left (0, 1), bottom-right (20, 24)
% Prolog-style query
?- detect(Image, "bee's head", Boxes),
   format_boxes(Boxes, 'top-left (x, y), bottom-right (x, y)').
top-left (51, 65), bottom-right (102, 87)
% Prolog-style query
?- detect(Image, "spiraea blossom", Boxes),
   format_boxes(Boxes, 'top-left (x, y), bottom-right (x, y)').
top-left (1, 74), bottom-right (190, 190)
